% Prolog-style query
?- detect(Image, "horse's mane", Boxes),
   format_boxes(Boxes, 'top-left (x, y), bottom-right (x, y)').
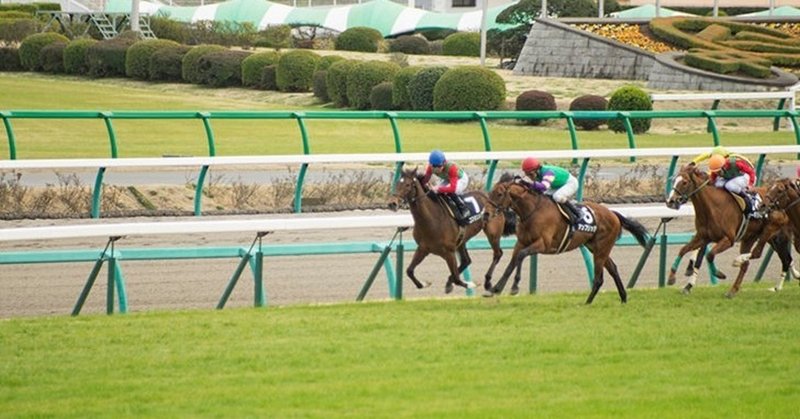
top-left (497, 172), bottom-right (516, 183)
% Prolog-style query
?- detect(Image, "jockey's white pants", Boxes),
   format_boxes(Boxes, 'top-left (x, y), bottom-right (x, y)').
top-left (546, 175), bottom-right (579, 203)
top-left (715, 174), bottom-right (749, 194)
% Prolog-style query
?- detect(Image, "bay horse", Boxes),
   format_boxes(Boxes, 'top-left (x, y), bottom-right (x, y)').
top-left (387, 168), bottom-right (516, 294)
top-left (485, 178), bottom-right (650, 304)
top-left (665, 163), bottom-right (792, 298)
top-left (764, 177), bottom-right (800, 290)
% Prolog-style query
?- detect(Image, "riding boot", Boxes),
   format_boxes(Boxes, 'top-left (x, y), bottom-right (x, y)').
top-left (450, 194), bottom-right (471, 226)
top-left (562, 200), bottom-right (581, 225)
top-left (736, 191), bottom-right (754, 217)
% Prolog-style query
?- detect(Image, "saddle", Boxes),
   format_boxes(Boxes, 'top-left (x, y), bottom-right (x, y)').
top-left (729, 191), bottom-right (763, 219)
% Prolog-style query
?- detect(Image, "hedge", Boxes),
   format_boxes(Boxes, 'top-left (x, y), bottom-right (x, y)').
top-left (63, 38), bottom-right (97, 75)
top-left (18, 32), bottom-right (68, 71)
top-left (149, 44), bottom-right (191, 82)
top-left (407, 66), bottom-right (447, 111)
top-left (241, 50), bottom-right (281, 88)
top-left (335, 26), bottom-right (382, 52)
top-left (326, 59), bottom-right (358, 107)
top-left (442, 32), bottom-right (480, 57)
top-left (125, 39), bottom-right (181, 80)
top-left (433, 66), bottom-right (506, 111)
top-left (275, 49), bottom-right (320, 92)
top-left (182, 44), bottom-right (226, 84)
top-left (346, 60), bottom-right (400, 110)
top-left (194, 49), bottom-right (251, 87)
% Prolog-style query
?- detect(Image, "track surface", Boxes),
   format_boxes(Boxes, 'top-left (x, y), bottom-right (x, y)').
top-left (0, 209), bottom-right (789, 318)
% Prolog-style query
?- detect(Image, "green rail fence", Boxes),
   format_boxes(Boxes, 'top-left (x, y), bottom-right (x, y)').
top-left (2, 109), bottom-right (799, 217)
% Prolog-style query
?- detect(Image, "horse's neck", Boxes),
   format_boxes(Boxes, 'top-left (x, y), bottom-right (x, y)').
top-left (409, 184), bottom-right (445, 226)
top-left (691, 183), bottom-right (738, 220)
top-left (784, 188), bottom-right (800, 230)
top-left (511, 190), bottom-right (544, 218)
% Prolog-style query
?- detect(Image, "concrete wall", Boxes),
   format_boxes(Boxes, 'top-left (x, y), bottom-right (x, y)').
top-left (513, 19), bottom-right (656, 80)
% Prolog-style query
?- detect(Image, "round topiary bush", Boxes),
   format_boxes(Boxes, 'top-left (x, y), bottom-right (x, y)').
top-left (0, 18), bottom-right (40, 45)
top-left (607, 85), bottom-right (652, 134)
top-left (515, 90), bottom-right (556, 126)
top-left (326, 59), bottom-right (358, 107)
top-left (86, 36), bottom-right (137, 78)
top-left (392, 65), bottom-right (422, 110)
top-left (39, 41), bottom-right (65, 73)
top-left (149, 44), bottom-right (191, 82)
top-left (241, 51), bottom-right (281, 88)
top-left (317, 54), bottom-right (344, 71)
top-left (433, 66), bottom-right (506, 111)
top-left (569, 94), bottom-right (609, 130)
top-left (18, 32), bottom-right (68, 71)
top-left (195, 49), bottom-right (251, 87)
top-left (389, 35), bottom-right (430, 55)
top-left (312, 70), bottom-right (329, 102)
top-left (63, 38), bottom-right (97, 75)
top-left (0, 47), bottom-right (21, 71)
top-left (370, 81), bottom-right (394, 110)
top-left (407, 66), bottom-right (447, 111)
top-left (182, 44), bottom-right (226, 84)
top-left (260, 65), bottom-right (278, 90)
top-left (125, 39), bottom-right (180, 80)
top-left (442, 32), bottom-right (480, 57)
top-left (276, 49), bottom-right (320, 92)
top-left (346, 60), bottom-right (401, 110)
top-left (334, 26), bottom-right (382, 53)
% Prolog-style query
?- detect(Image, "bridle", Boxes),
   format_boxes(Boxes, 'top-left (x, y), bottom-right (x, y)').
top-left (490, 181), bottom-right (537, 223)
top-left (393, 174), bottom-right (422, 205)
top-left (767, 180), bottom-right (800, 212)
top-left (672, 170), bottom-right (710, 205)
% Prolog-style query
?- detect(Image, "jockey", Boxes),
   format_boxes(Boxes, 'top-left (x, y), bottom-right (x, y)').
top-left (707, 153), bottom-right (760, 215)
top-left (521, 157), bottom-right (581, 224)
top-left (421, 150), bottom-right (471, 225)
top-left (692, 145), bottom-right (754, 174)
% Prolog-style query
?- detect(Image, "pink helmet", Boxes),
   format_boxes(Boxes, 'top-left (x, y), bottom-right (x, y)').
top-left (521, 157), bottom-right (541, 172)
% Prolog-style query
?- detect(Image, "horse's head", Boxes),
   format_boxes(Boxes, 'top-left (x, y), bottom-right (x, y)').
top-left (766, 178), bottom-right (800, 211)
top-left (388, 168), bottom-right (423, 211)
top-left (489, 177), bottom-right (529, 212)
top-left (666, 163), bottom-right (709, 210)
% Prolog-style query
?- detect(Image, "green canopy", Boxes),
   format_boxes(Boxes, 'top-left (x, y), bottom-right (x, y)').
top-left (106, 0), bottom-right (518, 37)
top-left (738, 6), bottom-right (800, 17)
top-left (609, 4), bottom-right (695, 18)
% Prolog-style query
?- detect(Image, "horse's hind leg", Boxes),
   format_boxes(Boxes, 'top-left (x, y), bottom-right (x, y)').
top-left (769, 234), bottom-right (793, 291)
top-left (604, 257), bottom-right (627, 304)
top-left (586, 257), bottom-right (606, 305)
top-left (483, 233), bottom-right (503, 292)
top-left (456, 246), bottom-right (479, 288)
top-left (406, 248), bottom-right (432, 289)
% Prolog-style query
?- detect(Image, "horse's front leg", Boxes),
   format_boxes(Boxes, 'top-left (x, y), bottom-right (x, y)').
top-left (669, 235), bottom-right (706, 285)
top-left (406, 248), bottom-right (432, 289)
top-left (705, 237), bottom-right (734, 281)
top-left (485, 242), bottom-right (528, 297)
top-left (768, 233), bottom-right (794, 291)
top-left (443, 251), bottom-right (474, 294)
top-left (483, 233), bottom-right (503, 292)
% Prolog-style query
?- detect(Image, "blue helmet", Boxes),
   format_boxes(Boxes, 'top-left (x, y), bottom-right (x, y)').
top-left (429, 150), bottom-right (446, 166)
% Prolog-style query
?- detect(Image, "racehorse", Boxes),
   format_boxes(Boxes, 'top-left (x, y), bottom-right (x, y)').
top-left (387, 168), bottom-right (516, 294)
top-left (484, 178), bottom-right (650, 304)
top-left (764, 177), bottom-right (800, 290)
top-left (666, 163), bottom-right (792, 297)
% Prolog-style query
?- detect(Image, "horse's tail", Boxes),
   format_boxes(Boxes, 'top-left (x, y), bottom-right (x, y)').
top-left (502, 209), bottom-right (517, 236)
top-left (613, 211), bottom-right (650, 247)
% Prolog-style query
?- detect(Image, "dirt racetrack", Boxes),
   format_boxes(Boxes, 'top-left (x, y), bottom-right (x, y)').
top-left (0, 209), bottom-right (791, 318)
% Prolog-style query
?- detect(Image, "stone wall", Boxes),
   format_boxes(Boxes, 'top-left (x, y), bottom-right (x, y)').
top-left (513, 18), bottom-right (656, 80)
top-left (647, 52), bottom-right (798, 92)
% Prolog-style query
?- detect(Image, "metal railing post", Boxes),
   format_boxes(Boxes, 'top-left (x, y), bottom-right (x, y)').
top-left (0, 111), bottom-right (16, 159)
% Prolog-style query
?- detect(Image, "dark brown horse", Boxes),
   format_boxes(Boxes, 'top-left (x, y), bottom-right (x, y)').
top-left (485, 178), bottom-right (650, 304)
top-left (387, 168), bottom-right (515, 293)
top-left (665, 163), bottom-right (792, 297)
top-left (764, 177), bottom-right (800, 290)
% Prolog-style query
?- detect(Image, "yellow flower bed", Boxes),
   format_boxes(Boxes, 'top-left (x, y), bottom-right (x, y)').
top-left (571, 23), bottom-right (678, 54)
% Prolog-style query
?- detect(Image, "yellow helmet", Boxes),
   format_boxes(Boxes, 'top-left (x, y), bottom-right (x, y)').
top-left (708, 154), bottom-right (726, 172)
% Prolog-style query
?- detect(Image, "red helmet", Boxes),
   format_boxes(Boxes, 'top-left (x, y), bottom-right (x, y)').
top-left (521, 157), bottom-right (541, 172)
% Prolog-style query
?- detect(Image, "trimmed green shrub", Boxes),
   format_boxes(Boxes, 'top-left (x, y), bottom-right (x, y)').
top-left (86, 36), bottom-right (137, 78)
top-left (335, 26), bottom-right (382, 53)
top-left (392, 65), bottom-right (422, 110)
top-left (433, 66), bottom-right (506, 111)
top-left (125, 39), bottom-right (180, 80)
top-left (346, 60), bottom-right (401, 110)
top-left (418, 28), bottom-right (456, 41)
top-left (408, 66), bottom-right (447, 111)
top-left (317, 54), bottom-right (344, 71)
top-left (569, 94), bottom-right (608, 130)
top-left (63, 37), bottom-right (97, 75)
top-left (313, 70), bottom-right (329, 102)
top-left (0, 18), bottom-right (40, 44)
top-left (607, 85), bottom-right (652, 134)
top-left (515, 90), bottom-right (556, 126)
top-left (241, 50), bottom-right (281, 88)
top-left (276, 49), bottom-right (319, 92)
top-left (254, 24), bottom-right (291, 49)
top-left (0, 11), bottom-right (32, 18)
top-left (0, 4), bottom-right (37, 14)
top-left (326, 59), bottom-right (358, 107)
top-left (182, 44), bottom-right (226, 84)
top-left (442, 32), bottom-right (480, 57)
top-left (150, 16), bottom-right (192, 44)
top-left (195, 49), bottom-right (251, 87)
top-left (389, 35), bottom-right (430, 55)
top-left (18, 32), bottom-right (68, 71)
top-left (370, 82), bottom-right (394, 110)
top-left (39, 41), bottom-right (65, 73)
top-left (149, 44), bottom-right (191, 82)
top-left (260, 65), bottom-right (278, 90)
top-left (0, 47), bottom-right (21, 71)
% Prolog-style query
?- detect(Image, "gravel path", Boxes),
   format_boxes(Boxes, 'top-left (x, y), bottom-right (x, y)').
top-left (0, 209), bottom-right (790, 318)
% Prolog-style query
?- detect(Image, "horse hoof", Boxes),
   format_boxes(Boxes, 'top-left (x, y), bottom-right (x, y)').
top-left (681, 284), bottom-right (693, 295)
top-left (668, 272), bottom-right (676, 286)
top-left (445, 283), bottom-right (454, 294)
top-left (482, 290), bottom-right (496, 298)
top-left (466, 282), bottom-right (477, 290)
top-left (725, 291), bottom-right (735, 299)
top-left (769, 287), bottom-right (778, 292)
top-left (510, 287), bottom-right (519, 296)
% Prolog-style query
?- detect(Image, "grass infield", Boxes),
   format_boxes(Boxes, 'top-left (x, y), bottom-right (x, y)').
top-left (1, 284), bottom-right (799, 417)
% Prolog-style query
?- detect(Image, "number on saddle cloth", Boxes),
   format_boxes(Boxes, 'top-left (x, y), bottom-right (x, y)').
top-left (562, 202), bottom-right (597, 233)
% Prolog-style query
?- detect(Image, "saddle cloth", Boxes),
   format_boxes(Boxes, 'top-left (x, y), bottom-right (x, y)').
top-left (730, 192), bottom-right (763, 218)
top-left (556, 202), bottom-right (597, 233)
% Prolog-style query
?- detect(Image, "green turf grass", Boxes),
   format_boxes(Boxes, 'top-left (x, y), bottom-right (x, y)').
top-left (1, 283), bottom-right (799, 417)
top-left (0, 74), bottom-right (795, 162)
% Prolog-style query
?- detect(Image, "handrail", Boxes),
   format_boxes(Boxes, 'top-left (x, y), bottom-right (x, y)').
top-left (2, 109), bottom-right (798, 216)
